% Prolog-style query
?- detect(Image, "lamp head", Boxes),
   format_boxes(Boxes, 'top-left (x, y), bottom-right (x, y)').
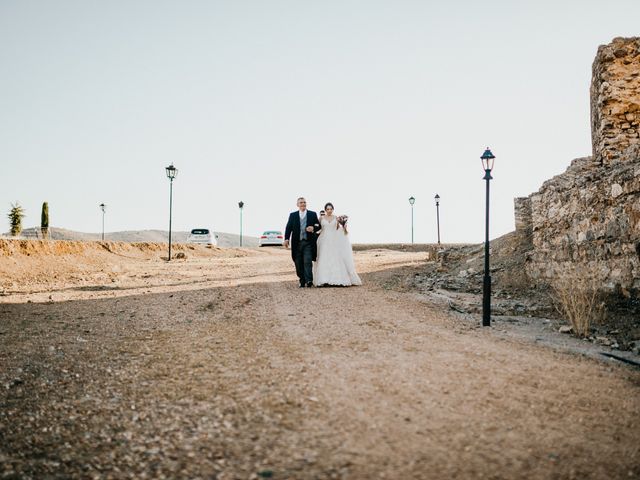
top-left (238, 201), bottom-right (244, 209)
top-left (434, 194), bottom-right (440, 204)
top-left (480, 148), bottom-right (495, 172)
top-left (166, 164), bottom-right (178, 180)
top-left (99, 203), bottom-right (106, 212)
top-left (409, 196), bottom-right (415, 206)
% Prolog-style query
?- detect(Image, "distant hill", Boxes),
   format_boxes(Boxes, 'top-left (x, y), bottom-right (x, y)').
top-left (6, 227), bottom-right (259, 248)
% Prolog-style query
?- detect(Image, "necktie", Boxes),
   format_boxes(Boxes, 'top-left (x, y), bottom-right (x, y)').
top-left (300, 214), bottom-right (307, 240)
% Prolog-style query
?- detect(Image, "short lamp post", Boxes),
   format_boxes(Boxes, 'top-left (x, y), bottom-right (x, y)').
top-left (99, 203), bottom-right (106, 241)
top-left (409, 196), bottom-right (416, 244)
top-left (238, 201), bottom-right (244, 247)
top-left (166, 163), bottom-right (178, 261)
top-left (480, 148), bottom-right (495, 327)
top-left (434, 194), bottom-right (441, 245)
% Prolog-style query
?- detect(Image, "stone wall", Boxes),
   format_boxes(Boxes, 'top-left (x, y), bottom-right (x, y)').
top-left (518, 37), bottom-right (640, 295)
top-left (591, 37), bottom-right (640, 165)
top-left (514, 197), bottom-right (533, 251)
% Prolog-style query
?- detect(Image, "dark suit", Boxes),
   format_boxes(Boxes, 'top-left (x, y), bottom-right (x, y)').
top-left (285, 210), bottom-right (320, 286)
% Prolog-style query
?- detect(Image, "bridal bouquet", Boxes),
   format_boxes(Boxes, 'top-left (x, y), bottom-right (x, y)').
top-left (337, 215), bottom-right (348, 228)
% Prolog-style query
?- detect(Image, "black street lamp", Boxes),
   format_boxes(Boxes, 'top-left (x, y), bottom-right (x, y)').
top-left (434, 194), bottom-right (441, 245)
top-left (238, 201), bottom-right (244, 247)
top-left (408, 196), bottom-right (416, 244)
top-left (99, 203), bottom-right (106, 241)
top-left (166, 164), bottom-right (178, 261)
top-left (480, 148), bottom-right (495, 327)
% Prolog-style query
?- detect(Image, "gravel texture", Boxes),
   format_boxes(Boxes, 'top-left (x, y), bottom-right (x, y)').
top-left (1, 244), bottom-right (639, 479)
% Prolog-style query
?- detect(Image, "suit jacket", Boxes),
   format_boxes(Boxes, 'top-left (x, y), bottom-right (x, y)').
top-left (285, 210), bottom-right (320, 261)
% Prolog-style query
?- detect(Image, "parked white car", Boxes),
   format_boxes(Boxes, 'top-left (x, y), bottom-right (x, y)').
top-left (187, 228), bottom-right (217, 246)
top-left (259, 230), bottom-right (284, 247)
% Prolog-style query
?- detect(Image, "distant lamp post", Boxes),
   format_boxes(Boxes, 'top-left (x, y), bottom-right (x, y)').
top-left (238, 201), bottom-right (245, 247)
top-left (165, 163), bottom-right (178, 261)
top-left (408, 196), bottom-right (416, 244)
top-left (99, 203), bottom-right (106, 241)
top-left (480, 148), bottom-right (495, 327)
top-left (434, 194), bottom-right (441, 245)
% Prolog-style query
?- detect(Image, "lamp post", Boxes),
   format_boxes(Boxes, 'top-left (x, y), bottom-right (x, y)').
top-left (99, 203), bottom-right (106, 241)
top-left (434, 194), bottom-right (441, 245)
top-left (480, 148), bottom-right (495, 327)
top-left (166, 164), bottom-right (178, 261)
top-left (408, 196), bottom-right (415, 244)
top-left (238, 201), bottom-right (244, 247)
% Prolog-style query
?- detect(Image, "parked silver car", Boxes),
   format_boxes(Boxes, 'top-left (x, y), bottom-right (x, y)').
top-left (259, 230), bottom-right (284, 247)
top-left (187, 228), bottom-right (217, 246)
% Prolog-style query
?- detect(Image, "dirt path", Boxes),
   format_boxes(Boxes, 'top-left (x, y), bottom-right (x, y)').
top-left (1, 248), bottom-right (639, 479)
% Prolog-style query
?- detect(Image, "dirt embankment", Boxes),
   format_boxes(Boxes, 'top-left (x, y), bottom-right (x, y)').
top-left (0, 239), bottom-right (251, 296)
top-left (0, 239), bottom-right (216, 257)
top-left (0, 239), bottom-right (429, 304)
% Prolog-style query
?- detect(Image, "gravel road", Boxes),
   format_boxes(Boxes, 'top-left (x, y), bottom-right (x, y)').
top-left (1, 248), bottom-right (639, 479)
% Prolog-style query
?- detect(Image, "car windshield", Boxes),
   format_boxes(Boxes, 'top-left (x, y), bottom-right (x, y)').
top-left (191, 229), bottom-right (210, 235)
top-left (263, 231), bottom-right (282, 235)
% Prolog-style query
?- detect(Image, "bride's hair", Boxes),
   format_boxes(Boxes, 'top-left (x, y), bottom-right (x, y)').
top-left (324, 202), bottom-right (334, 211)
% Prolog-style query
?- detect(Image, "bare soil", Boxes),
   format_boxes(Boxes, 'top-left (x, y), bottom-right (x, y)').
top-left (1, 241), bottom-right (639, 479)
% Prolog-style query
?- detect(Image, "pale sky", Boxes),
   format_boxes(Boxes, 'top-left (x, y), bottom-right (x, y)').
top-left (2, 0), bottom-right (638, 243)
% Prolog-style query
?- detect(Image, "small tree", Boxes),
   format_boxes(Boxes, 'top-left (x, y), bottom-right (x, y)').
top-left (8, 202), bottom-right (25, 237)
top-left (41, 202), bottom-right (49, 239)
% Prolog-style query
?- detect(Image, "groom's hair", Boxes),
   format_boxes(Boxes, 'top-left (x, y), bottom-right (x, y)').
top-left (297, 197), bottom-right (306, 203)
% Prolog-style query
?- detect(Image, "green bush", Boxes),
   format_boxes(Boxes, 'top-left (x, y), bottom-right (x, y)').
top-left (8, 202), bottom-right (25, 237)
top-left (41, 202), bottom-right (49, 239)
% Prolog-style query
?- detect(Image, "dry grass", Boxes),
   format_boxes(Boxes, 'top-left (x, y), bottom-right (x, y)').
top-left (551, 264), bottom-right (606, 336)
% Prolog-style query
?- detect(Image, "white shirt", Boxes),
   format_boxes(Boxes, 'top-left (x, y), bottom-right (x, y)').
top-left (299, 210), bottom-right (307, 220)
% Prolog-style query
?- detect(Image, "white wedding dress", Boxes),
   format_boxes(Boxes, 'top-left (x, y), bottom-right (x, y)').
top-left (313, 216), bottom-right (362, 286)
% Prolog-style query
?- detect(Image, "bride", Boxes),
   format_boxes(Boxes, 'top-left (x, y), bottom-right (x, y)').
top-left (313, 202), bottom-right (362, 287)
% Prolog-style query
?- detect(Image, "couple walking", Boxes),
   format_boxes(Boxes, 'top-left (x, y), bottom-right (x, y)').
top-left (284, 197), bottom-right (362, 288)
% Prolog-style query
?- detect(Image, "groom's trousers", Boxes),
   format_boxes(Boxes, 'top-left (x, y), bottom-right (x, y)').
top-left (295, 239), bottom-right (314, 285)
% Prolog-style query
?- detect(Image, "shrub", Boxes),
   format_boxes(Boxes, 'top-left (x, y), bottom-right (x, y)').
top-left (41, 202), bottom-right (49, 239)
top-left (8, 202), bottom-right (25, 237)
top-left (551, 264), bottom-right (606, 337)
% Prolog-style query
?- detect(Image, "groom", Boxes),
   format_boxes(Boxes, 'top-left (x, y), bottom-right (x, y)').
top-left (284, 197), bottom-right (321, 288)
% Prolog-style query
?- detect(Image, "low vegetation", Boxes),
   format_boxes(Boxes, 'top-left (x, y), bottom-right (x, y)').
top-left (40, 202), bottom-right (49, 239)
top-left (551, 264), bottom-right (606, 337)
top-left (7, 202), bottom-right (25, 237)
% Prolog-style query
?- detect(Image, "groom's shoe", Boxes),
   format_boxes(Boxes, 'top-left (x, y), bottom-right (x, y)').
top-left (306, 282), bottom-right (314, 288)
top-left (299, 283), bottom-right (305, 288)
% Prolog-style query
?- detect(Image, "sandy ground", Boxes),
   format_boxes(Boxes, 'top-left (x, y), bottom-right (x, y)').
top-left (1, 244), bottom-right (639, 479)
